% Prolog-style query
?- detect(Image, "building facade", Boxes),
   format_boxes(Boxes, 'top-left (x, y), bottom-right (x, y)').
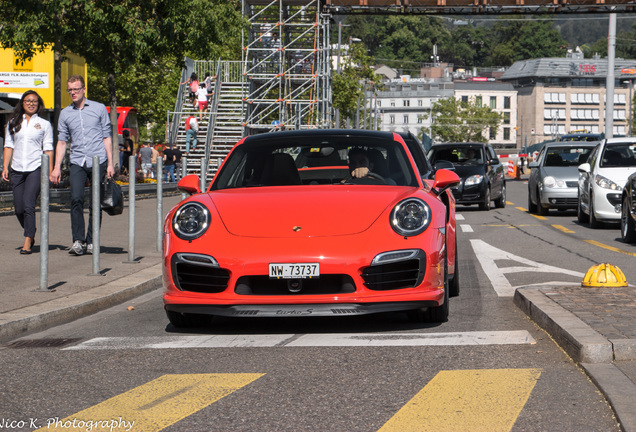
top-left (501, 51), bottom-right (636, 146)
top-left (453, 81), bottom-right (518, 148)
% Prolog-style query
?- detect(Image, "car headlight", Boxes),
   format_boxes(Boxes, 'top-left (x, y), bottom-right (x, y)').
top-left (464, 174), bottom-right (483, 186)
top-left (595, 174), bottom-right (622, 191)
top-left (172, 202), bottom-right (211, 240)
top-left (390, 198), bottom-right (431, 237)
top-left (543, 176), bottom-right (566, 188)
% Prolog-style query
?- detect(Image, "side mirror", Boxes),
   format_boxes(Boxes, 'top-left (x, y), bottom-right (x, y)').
top-left (177, 174), bottom-right (201, 194)
top-left (578, 163), bottom-right (591, 174)
top-left (528, 161), bottom-right (539, 169)
top-left (432, 168), bottom-right (460, 196)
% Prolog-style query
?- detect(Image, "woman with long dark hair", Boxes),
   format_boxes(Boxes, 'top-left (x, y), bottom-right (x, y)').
top-left (1, 90), bottom-right (53, 254)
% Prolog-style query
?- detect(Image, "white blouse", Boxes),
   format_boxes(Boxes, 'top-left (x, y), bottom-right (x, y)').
top-left (4, 114), bottom-right (53, 172)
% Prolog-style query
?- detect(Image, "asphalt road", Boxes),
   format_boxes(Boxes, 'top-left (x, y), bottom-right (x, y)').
top-left (0, 180), bottom-right (625, 432)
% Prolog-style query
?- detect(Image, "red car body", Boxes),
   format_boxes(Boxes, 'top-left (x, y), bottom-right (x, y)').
top-left (162, 130), bottom-right (459, 327)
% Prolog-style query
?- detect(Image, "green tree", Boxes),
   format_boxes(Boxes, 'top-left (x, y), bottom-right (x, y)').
top-left (424, 97), bottom-right (501, 143)
top-left (332, 42), bottom-right (380, 126)
top-left (488, 18), bottom-right (567, 65)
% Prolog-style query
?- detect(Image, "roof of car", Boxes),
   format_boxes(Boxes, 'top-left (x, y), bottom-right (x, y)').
top-left (544, 141), bottom-right (599, 148)
top-left (429, 142), bottom-right (487, 148)
top-left (242, 129), bottom-right (397, 143)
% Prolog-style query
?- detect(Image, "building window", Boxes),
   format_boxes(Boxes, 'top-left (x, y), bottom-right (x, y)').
top-left (503, 128), bottom-right (510, 140)
top-left (377, 100), bottom-right (381, 107)
top-left (476, 96), bottom-right (482, 107)
top-left (490, 96), bottom-right (496, 109)
top-left (390, 115), bottom-right (395, 124)
top-left (504, 96), bottom-right (511, 109)
top-left (461, 96), bottom-right (468, 103)
top-left (417, 116), bottom-right (424, 124)
top-left (403, 100), bottom-right (410, 107)
top-left (489, 128), bottom-right (496, 140)
top-left (403, 115), bottom-right (409, 124)
top-left (544, 92), bottom-right (566, 104)
top-left (544, 108), bottom-right (566, 120)
top-left (503, 112), bottom-right (510, 124)
top-left (418, 100), bottom-right (423, 107)
top-left (390, 100), bottom-right (395, 107)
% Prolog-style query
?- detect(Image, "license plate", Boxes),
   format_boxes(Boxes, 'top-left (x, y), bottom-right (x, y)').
top-left (269, 263), bottom-right (320, 279)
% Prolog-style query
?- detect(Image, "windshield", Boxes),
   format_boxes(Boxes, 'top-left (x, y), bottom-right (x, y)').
top-left (427, 146), bottom-right (484, 166)
top-left (600, 142), bottom-right (636, 168)
top-left (211, 134), bottom-right (418, 190)
top-left (543, 146), bottom-right (593, 167)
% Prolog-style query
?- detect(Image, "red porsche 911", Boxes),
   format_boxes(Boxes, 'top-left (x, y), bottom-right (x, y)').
top-left (163, 130), bottom-right (460, 327)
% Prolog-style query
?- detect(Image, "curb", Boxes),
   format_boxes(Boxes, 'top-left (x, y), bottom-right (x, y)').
top-left (513, 288), bottom-right (614, 363)
top-left (581, 363), bottom-right (636, 432)
top-left (0, 264), bottom-right (162, 343)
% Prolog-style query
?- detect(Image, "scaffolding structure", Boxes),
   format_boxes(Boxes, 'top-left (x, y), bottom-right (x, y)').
top-left (242, 0), bottom-right (333, 134)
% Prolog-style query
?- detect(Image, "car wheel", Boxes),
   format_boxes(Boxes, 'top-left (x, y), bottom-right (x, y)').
top-left (577, 195), bottom-right (589, 223)
top-left (167, 310), bottom-right (210, 328)
top-left (479, 187), bottom-right (491, 211)
top-left (536, 188), bottom-right (549, 216)
top-left (494, 183), bottom-right (506, 208)
top-left (621, 195), bottom-right (636, 243)
top-left (589, 193), bottom-right (601, 229)
top-left (449, 238), bottom-right (460, 298)
top-left (527, 188), bottom-right (537, 213)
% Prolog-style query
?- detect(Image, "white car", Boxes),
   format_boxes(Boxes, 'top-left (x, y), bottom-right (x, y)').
top-left (577, 137), bottom-right (636, 228)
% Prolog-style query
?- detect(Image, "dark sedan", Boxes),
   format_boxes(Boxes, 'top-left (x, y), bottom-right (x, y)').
top-left (621, 171), bottom-right (636, 242)
top-left (427, 143), bottom-right (506, 210)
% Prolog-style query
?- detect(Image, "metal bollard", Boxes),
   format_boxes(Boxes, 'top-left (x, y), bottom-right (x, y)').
top-left (181, 157), bottom-right (188, 200)
top-left (37, 154), bottom-right (52, 292)
top-left (126, 155), bottom-right (137, 263)
top-left (91, 156), bottom-right (101, 275)
top-left (156, 158), bottom-right (163, 252)
top-left (200, 158), bottom-right (206, 192)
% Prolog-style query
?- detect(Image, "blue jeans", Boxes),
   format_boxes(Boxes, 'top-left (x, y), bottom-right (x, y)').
top-left (164, 164), bottom-right (175, 182)
top-left (186, 129), bottom-right (197, 153)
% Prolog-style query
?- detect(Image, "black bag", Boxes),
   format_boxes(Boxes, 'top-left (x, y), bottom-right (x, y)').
top-left (101, 177), bottom-right (124, 216)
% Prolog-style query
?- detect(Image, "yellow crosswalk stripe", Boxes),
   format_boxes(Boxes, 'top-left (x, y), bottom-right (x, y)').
top-left (553, 224), bottom-right (575, 233)
top-left (378, 368), bottom-right (541, 432)
top-left (35, 373), bottom-right (264, 432)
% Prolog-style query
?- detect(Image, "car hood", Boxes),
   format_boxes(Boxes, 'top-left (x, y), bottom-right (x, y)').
top-left (209, 186), bottom-right (417, 238)
top-left (451, 165), bottom-right (485, 179)
top-left (596, 167), bottom-right (636, 187)
top-left (541, 166), bottom-right (580, 182)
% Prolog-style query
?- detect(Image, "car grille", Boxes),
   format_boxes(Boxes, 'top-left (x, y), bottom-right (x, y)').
top-left (235, 275), bottom-right (356, 295)
top-left (550, 198), bottom-right (578, 206)
top-left (566, 181), bottom-right (578, 188)
top-left (171, 255), bottom-right (230, 293)
top-left (361, 259), bottom-right (423, 290)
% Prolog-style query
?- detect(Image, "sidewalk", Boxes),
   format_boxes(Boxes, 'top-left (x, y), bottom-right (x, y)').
top-left (0, 182), bottom-right (635, 431)
top-left (0, 193), bottom-right (182, 342)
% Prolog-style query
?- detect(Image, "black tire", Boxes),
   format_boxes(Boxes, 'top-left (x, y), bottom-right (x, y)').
top-left (621, 195), bottom-right (636, 243)
top-left (167, 310), bottom-right (210, 328)
top-left (479, 187), bottom-right (491, 211)
top-left (448, 232), bottom-right (460, 297)
top-left (577, 196), bottom-right (589, 223)
top-left (537, 188), bottom-right (549, 216)
top-left (589, 193), bottom-right (601, 229)
top-left (527, 188), bottom-right (537, 213)
top-left (494, 182), bottom-right (506, 208)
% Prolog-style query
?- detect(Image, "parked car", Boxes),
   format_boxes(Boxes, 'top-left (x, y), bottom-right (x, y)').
top-left (527, 141), bottom-right (596, 215)
top-left (163, 130), bottom-right (461, 328)
top-left (577, 137), bottom-right (636, 228)
top-left (427, 142), bottom-right (506, 210)
top-left (621, 171), bottom-right (636, 242)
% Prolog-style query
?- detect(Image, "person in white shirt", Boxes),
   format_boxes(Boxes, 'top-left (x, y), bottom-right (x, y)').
top-left (196, 85), bottom-right (209, 120)
top-left (1, 90), bottom-right (53, 254)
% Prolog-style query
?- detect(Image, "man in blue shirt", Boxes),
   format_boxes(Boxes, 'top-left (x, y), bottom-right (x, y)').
top-left (50, 75), bottom-right (114, 256)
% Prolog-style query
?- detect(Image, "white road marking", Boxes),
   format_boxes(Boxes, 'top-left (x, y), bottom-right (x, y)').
top-left (470, 239), bottom-right (585, 297)
top-left (456, 214), bottom-right (465, 221)
top-left (460, 224), bottom-right (474, 233)
top-left (65, 331), bottom-right (535, 350)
